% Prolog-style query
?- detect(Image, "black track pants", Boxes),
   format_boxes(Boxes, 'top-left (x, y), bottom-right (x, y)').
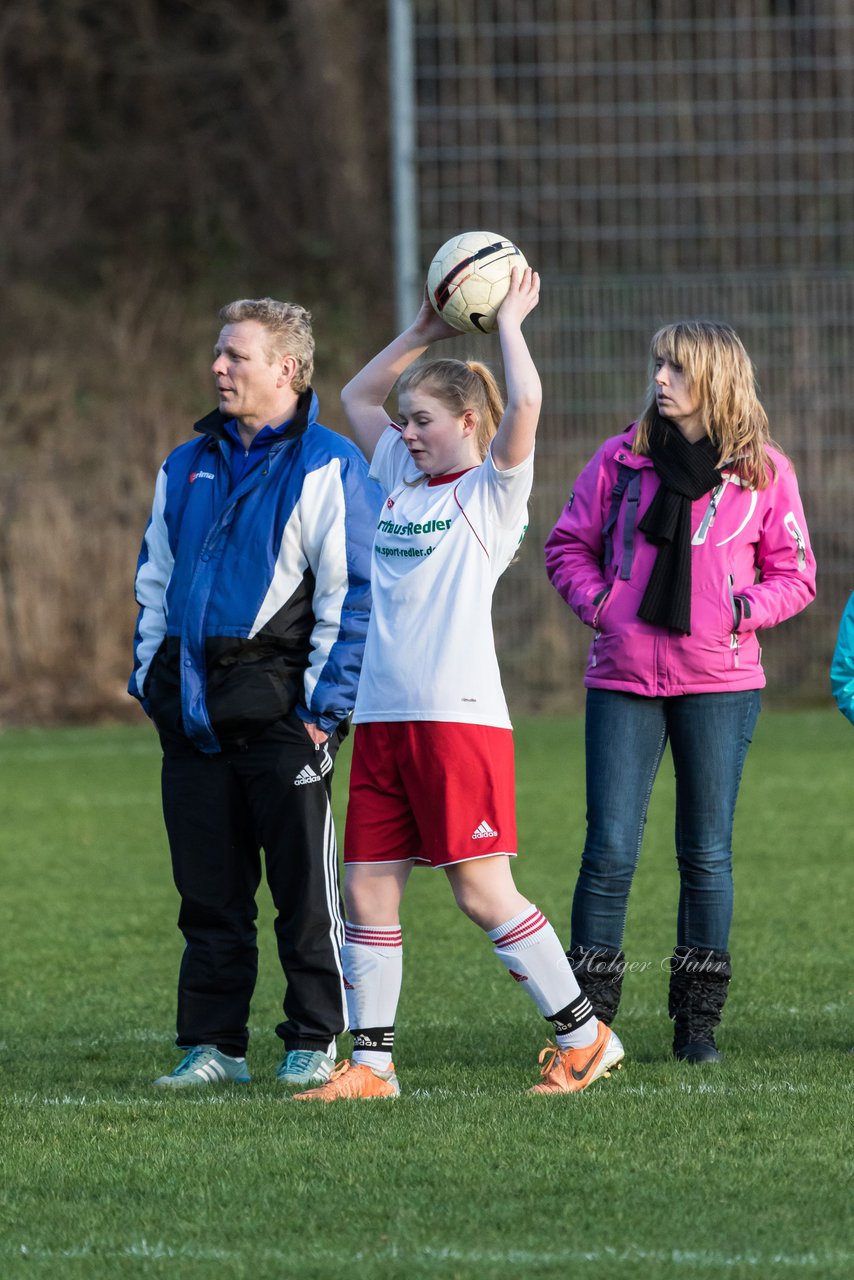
top-left (160, 714), bottom-right (346, 1057)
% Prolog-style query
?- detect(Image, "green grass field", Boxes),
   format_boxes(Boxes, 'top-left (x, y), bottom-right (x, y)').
top-left (0, 711), bottom-right (851, 1280)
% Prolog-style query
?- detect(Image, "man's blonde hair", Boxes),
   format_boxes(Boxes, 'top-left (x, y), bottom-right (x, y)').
top-left (218, 297), bottom-right (315, 392)
top-left (634, 320), bottom-right (780, 489)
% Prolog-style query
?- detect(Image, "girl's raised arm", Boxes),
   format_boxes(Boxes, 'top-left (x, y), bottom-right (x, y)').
top-left (490, 268), bottom-right (542, 472)
top-left (341, 295), bottom-right (458, 461)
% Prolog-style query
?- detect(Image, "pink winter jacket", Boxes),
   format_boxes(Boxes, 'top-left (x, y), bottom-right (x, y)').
top-left (545, 425), bottom-right (817, 695)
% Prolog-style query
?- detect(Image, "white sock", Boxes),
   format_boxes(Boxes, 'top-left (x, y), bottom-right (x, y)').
top-left (489, 904), bottom-right (598, 1048)
top-left (342, 922), bottom-right (403, 1071)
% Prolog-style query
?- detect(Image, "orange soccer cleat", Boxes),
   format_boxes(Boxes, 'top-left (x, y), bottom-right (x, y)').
top-left (291, 1059), bottom-right (400, 1102)
top-left (528, 1021), bottom-right (624, 1095)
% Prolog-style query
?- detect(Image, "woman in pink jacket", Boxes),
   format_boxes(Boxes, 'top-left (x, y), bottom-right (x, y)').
top-left (545, 320), bottom-right (816, 1063)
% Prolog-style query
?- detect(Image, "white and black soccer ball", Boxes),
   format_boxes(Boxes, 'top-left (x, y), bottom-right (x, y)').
top-left (427, 231), bottom-right (528, 334)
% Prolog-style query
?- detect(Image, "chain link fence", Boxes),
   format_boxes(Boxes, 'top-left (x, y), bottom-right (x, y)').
top-left (402, 0), bottom-right (854, 708)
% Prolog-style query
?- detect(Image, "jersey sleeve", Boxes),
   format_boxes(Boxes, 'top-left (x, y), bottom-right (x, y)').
top-left (480, 443), bottom-right (535, 528)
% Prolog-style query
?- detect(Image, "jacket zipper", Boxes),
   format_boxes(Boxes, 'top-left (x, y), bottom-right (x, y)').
top-left (727, 574), bottom-right (740, 668)
top-left (692, 482), bottom-right (723, 545)
top-left (730, 633), bottom-right (740, 668)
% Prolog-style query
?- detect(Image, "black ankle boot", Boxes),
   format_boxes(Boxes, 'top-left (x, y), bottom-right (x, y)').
top-left (668, 946), bottom-right (732, 1063)
top-left (567, 945), bottom-right (626, 1026)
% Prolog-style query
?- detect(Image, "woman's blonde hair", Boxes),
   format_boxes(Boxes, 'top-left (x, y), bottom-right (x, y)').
top-left (397, 358), bottom-right (504, 460)
top-left (634, 320), bottom-right (781, 489)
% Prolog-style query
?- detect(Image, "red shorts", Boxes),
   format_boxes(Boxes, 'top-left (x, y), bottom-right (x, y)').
top-left (344, 721), bottom-right (518, 868)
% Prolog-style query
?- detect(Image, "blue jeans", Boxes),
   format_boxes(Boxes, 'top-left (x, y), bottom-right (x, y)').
top-left (571, 688), bottom-right (761, 954)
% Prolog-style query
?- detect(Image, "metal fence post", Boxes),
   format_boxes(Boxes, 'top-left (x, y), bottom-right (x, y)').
top-left (389, 0), bottom-right (420, 330)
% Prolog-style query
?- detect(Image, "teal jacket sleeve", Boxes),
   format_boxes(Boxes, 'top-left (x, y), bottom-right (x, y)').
top-left (830, 591), bottom-right (854, 725)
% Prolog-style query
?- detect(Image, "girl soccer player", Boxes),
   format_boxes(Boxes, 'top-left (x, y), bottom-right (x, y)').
top-left (294, 268), bottom-right (624, 1101)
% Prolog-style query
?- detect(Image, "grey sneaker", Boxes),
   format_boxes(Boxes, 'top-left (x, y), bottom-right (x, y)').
top-left (153, 1045), bottom-right (251, 1089)
top-left (275, 1048), bottom-right (335, 1087)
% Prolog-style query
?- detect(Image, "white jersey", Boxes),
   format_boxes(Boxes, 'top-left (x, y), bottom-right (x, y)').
top-left (353, 426), bottom-right (533, 728)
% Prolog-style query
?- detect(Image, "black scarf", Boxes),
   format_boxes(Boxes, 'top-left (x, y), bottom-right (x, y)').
top-left (637, 416), bottom-right (722, 634)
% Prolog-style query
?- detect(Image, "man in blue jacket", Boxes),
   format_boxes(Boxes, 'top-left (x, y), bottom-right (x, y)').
top-left (130, 297), bottom-right (381, 1089)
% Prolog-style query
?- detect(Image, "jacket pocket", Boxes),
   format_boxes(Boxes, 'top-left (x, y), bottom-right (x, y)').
top-left (727, 575), bottom-right (740, 629)
top-left (589, 585), bottom-right (615, 668)
top-left (592, 586), bottom-right (612, 630)
top-left (725, 575), bottom-right (762, 672)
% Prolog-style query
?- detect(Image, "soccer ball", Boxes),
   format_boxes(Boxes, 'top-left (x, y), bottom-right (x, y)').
top-left (427, 231), bottom-right (528, 334)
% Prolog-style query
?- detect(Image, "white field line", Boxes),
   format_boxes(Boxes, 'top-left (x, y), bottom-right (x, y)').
top-left (39, 1027), bottom-right (267, 1048)
top-left (419, 1003), bottom-right (850, 1023)
top-left (70, 1029), bottom-right (174, 1045)
top-left (68, 793), bottom-right (155, 807)
top-left (729, 1002), bottom-right (850, 1016)
top-left (0, 740), bottom-right (157, 763)
top-left (4, 1004), bottom-right (846, 1054)
top-left (7, 793), bottom-right (156, 812)
top-left (25, 1002), bottom-right (848, 1048)
top-left (14, 1094), bottom-right (255, 1107)
top-left (414, 1079), bottom-right (854, 1099)
top-left (5, 1077), bottom-right (851, 1108)
top-left (7, 1240), bottom-right (853, 1269)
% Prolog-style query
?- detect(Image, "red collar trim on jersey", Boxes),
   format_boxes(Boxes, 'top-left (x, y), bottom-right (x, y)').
top-left (427, 467), bottom-right (478, 487)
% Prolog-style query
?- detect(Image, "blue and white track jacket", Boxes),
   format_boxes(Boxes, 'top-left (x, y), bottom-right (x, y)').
top-left (129, 390), bottom-right (381, 753)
